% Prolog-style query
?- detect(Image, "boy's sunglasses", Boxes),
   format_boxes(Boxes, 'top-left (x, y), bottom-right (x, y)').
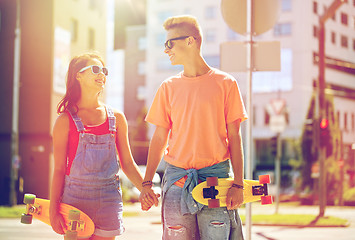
top-left (164, 36), bottom-right (190, 49)
top-left (79, 65), bottom-right (108, 76)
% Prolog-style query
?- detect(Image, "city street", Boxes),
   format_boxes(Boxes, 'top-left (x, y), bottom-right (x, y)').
top-left (1, 203), bottom-right (354, 240)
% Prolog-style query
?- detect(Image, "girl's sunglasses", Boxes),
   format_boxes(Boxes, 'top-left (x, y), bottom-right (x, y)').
top-left (164, 36), bottom-right (190, 49)
top-left (79, 65), bottom-right (108, 76)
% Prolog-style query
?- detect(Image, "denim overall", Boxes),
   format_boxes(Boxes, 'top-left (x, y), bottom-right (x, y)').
top-left (62, 106), bottom-right (124, 237)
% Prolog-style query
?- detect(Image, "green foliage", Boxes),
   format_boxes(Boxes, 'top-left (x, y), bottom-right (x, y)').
top-left (0, 205), bottom-right (25, 218)
top-left (298, 88), bottom-right (342, 200)
top-left (343, 188), bottom-right (355, 203)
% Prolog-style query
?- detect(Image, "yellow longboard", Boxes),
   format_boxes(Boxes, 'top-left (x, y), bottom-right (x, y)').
top-left (192, 175), bottom-right (273, 208)
top-left (21, 194), bottom-right (95, 240)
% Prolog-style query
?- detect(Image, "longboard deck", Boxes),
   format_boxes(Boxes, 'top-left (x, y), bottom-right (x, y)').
top-left (192, 175), bottom-right (272, 208)
top-left (21, 194), bottom-right (95, 239)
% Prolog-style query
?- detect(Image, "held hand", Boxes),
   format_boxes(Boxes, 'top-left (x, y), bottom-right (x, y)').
top-left (226, 187), bottom-right (244, 210)
top-left (139, 186), bottom-right (160, 211)
top-left (49, 211), bottom-right (66, 235)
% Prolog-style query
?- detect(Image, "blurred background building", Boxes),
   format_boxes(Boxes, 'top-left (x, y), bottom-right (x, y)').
top-left (0, 0), bottom-right (108, 205)
top-left (0, 0), bottom-right (354, 205)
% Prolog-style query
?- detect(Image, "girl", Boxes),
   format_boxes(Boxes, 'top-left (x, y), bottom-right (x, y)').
top-left (50, 53), bottom-right (152, 240)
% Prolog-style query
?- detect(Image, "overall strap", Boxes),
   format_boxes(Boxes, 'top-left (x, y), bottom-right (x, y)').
top-left (105, 105), bottom-right (116, 132)
top-left (68, 109), bottom-right (86, 132)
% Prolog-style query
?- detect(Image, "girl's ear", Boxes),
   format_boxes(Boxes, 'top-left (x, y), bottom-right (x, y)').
top-left (76, 72), bottom-right (82, 82)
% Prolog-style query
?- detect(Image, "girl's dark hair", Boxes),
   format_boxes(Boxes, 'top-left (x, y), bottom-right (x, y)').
top-left (57, 53), bottom-right (105, 114)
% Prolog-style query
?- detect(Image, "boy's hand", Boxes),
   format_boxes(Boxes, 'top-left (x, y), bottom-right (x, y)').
top-left (226, 187), bottom-right (244, 210)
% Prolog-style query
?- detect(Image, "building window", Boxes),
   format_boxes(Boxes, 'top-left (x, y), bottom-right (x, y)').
top-left (89, 0), bottom-right (98, 10)
top-left (88, 28), bottom-right (95, 49)
top-left (264, 110), bottom-right (270, 125)
top-left (313, 1), bottom-right (318, 14)
top-left (156, 33), bottom-right (166, 47)
top-left (341, 12), bottom-right (348, 26)
top-left (157, 11), bottom-right (173, 24)
top-left (205, 6), bottom-right (216, 19)
top-left (138, 37), bottom-right (146, 50)
top-left (138, 61), bottom-right (145, 75)
top-left (341, 35), bottom-right (348, 48)
top-left (227, 28), bottom-right (238, 41)
top-left (274, 23), bottom-right (292, 36)
top-left (205, 29), bottom-right (216, 42)
top-left (331, 32), bottom-right (336, 44)
top-left (204, 55), bottom-right (220, 68)
top-left (253, 106), bottom-right (257, 126)
top-left (353, 39), bottom-right (355, 51)
top-left (157, 58), bottom-right (183, 71)
top-left (70, 19), bottom-right (78, 43)
top-left (344, 112), bottom-right (348, 131)
top-left (282, 0), bottom-right (292, 11)
top-left (331, 12), bottom-right (336, 21)
top-left (313, 25), bottom-right (318, 38)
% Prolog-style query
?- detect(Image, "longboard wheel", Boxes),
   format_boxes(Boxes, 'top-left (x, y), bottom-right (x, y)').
top-left (208, 199), bottom-right (220, 208)
top-left (206, 177), bottom-right (219, 187)
top-left (64, 230), bottom-right (78, 240)
top-left (261, 195), bottom-right (273, 205)
top-left (21, 213), bottom-right (33, 224)
top-left (68, 210), bottom-right (80, 221)
top-left (23, 194), bottom-right (36, 204)
top-left (259, 175), bottom-right (271, 184)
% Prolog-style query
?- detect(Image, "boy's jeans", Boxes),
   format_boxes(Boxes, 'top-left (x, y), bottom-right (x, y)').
top-left (162, 185), bottom-right (244, 240)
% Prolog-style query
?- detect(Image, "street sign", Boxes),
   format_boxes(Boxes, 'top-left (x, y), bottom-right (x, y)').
top-left (270, 98), bottom-right (286, 115)
top-left (221, 0), bottom-right (281, 35)
top-left (269, 115), bottom-right (286, 133)
top-left (220, 41), bottom-right (280, 72)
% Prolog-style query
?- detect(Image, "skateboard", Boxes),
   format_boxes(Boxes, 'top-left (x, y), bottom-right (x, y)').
top-left (191, 175), bottom-right (273, 208)
top-left (21, 193), bottom-right (95, 240)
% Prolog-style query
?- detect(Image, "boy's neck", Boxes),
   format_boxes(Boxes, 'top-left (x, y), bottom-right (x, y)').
top-left (182, 54), bottom-right (211, 78)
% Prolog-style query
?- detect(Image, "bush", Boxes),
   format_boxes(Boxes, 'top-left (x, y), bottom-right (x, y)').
top-left (343, 187), bottom-right (355, 206)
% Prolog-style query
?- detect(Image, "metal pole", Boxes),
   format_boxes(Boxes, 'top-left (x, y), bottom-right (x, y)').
top-left (10, 0), bottom-right (21, 206)
top-left (318, 19), bottom-right (326, 217)
top-left (274, 132), bottom-right (281, 214)
top-left (245, 0), bottom-right (254, 239)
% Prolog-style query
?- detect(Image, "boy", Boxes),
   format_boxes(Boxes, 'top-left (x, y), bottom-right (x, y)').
top-left (140, 15), bottom-right (247, 239)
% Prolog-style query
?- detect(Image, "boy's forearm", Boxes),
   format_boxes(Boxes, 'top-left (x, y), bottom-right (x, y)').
top-left (144, 127), bottom-right (169, 181)
top-left (227, 120), bottom-right (244, 185)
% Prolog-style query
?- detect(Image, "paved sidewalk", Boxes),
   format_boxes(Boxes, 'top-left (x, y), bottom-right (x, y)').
top-left (1, 203), bottom-right (354, 240)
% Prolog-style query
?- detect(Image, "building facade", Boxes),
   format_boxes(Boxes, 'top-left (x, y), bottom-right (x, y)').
top-left (139, 0), bottom-right (355, 185)
top-left (0, 0), bottom-right (107, 204)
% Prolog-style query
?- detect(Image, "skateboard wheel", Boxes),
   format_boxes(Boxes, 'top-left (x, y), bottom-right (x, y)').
top-left (206, 177), bottom-right (219, 187)
top-left (64, 230), bottom-right (77, 240)
top-left (23, 194), bottom-right (36, 204)
top-left (261, 195), bottom-right (273, 205)
top-left (208, 199), bottom-right (220, 208)
top-left (259, 175), bottom-right (271, 184)
top-left (68, 210), bottom-right (80, 221)
top-left (21, 213), bottom-right (33, 224)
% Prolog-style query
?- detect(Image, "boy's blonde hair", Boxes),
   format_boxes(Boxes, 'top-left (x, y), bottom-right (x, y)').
top-left (163, 15), bottom-right (202, 49)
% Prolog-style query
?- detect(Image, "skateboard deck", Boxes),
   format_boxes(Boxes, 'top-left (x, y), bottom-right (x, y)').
top-left (21, 193), bottom-right (95, 240)
top-left (192, 175), bottom-right (273, 208)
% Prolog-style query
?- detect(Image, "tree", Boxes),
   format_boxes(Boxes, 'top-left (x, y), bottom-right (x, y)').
top-left (299, 88), bottom-right (342, 203)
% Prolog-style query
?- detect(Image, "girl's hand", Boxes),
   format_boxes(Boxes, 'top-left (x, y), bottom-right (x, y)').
top-left (49, 209), bottom-right (66, 235)
top-left (139, 187), bottom-right (160, 211)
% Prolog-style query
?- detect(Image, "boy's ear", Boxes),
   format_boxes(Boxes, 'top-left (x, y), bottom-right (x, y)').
top-left (188, 36), bottom-right (194, 46)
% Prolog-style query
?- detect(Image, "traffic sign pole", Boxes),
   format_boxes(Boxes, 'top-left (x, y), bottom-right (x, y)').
top-left (245, 0), bottom-right (254, 239)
